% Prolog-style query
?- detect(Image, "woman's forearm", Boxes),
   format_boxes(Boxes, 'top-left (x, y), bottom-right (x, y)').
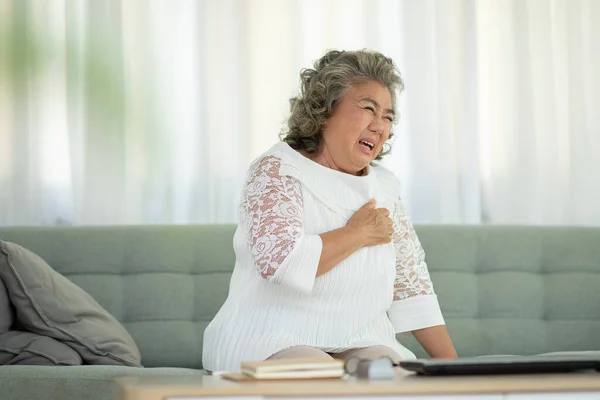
top-left (317, 226), bottom-right (364, 277)
top-left (412, 325), bottom-right (458, 358)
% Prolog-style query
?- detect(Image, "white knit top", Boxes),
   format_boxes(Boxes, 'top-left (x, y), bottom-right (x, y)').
top-left (202, 142), bottom-right (445, 372)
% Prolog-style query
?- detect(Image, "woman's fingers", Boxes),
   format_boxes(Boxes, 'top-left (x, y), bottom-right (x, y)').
top-left (376, 208), bottom-right (390, 217)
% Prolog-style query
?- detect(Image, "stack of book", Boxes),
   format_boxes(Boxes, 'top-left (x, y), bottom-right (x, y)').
top-left (223, 357), bottom-right (345, 381)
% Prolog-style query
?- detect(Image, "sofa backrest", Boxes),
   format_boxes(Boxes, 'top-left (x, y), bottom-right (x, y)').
top-left (0, 225), bottom-right (235, 369)
top-left (402, 226), bottom-right (600, 358)
top-left (0, 225), bottom-right (599, 367)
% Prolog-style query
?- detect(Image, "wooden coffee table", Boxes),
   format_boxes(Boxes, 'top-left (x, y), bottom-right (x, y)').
top-left (115, 371), bottom-right (600, 400)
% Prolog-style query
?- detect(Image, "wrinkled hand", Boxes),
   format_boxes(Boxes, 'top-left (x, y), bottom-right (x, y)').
top-left (347, 199), bottom-right (394, 247)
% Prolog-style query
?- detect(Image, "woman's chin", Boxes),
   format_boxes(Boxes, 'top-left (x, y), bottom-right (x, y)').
top-left (350, 159), bottom-right (371, 174)
top-left (354, 150), bottom-right (374, 165)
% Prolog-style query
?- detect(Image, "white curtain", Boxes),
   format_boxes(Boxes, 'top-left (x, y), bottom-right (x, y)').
top-left (0, 0), bottom-right (598, 226)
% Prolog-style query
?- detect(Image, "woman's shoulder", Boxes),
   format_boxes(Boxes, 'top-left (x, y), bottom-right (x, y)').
top-left (247, 142), bottom-right (305, 178)
top-left (242, 142), bottom-right (305, 187)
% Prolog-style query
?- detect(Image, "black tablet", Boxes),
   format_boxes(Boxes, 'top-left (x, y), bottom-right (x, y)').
top-left (399, 354), bottom-right (600, 376)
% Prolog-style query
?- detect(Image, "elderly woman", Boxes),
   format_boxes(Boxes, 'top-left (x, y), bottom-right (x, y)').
top-left (202, 49), bottom-right (457, 373)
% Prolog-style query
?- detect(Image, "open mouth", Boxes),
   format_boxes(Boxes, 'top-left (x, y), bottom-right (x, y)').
top-left (359, 139), bottom-right (375, 151)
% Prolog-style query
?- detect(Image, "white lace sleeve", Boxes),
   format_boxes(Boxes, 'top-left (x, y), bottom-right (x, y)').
top-left (240, 155), bottom-right (322, 293)
top-left (392, 200), bottom-right (435, 300)
top-left (387, 199), bottom-right (445, 332)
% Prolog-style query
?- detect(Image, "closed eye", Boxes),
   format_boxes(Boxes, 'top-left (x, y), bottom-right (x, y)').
top-left (364, 106), bottom-right (375, 113)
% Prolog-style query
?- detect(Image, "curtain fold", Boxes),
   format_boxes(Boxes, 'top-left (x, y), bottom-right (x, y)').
top-left (0, 0), bottom-right (598, 226)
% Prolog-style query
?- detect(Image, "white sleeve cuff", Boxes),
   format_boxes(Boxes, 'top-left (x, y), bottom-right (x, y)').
top-left (388, 294), bottom-right (445, 333)
top-left (271, 234), bottom-right (322, 295)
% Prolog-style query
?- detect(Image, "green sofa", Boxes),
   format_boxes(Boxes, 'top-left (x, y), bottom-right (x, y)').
top-left (1, 225), bottom-right (599, 400)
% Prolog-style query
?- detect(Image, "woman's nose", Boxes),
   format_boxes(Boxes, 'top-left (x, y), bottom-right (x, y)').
top-left (369, 118), bottom-right (384, 135)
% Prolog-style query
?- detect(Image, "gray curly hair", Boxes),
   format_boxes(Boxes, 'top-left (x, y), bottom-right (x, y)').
top-left (280, 49), bottom-right (404, 160)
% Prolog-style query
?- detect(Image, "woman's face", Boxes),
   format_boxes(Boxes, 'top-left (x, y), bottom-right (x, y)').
top-left (316, 80), bottom-right (394, 175)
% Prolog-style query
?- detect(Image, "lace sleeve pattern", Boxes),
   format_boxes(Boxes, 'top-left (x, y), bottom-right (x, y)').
top-left (241, 155), bottom-right (304, 279)
top-left (392, 200), bottom-right (435, 301)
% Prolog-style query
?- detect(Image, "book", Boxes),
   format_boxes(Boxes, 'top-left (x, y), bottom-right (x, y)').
top-left (238, 357), bottom-right (345, 380)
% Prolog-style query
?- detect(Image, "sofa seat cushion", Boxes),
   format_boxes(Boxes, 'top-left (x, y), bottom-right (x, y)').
top-left (0, 365), bottom-right (205, 400)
